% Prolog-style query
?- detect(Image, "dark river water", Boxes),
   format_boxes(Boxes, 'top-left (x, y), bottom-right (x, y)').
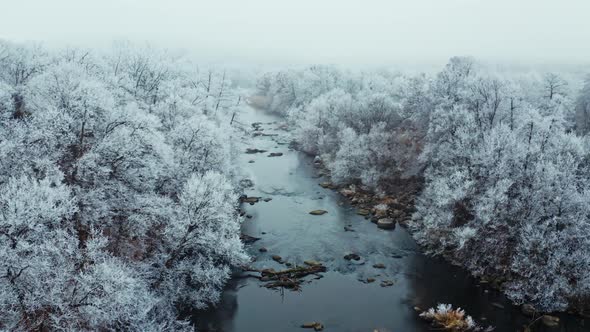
top-left (197, 106), bottom-right (589, 332)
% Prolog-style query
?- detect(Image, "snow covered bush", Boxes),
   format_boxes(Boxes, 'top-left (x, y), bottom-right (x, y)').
top-left (420, 304), bottom-right (493, 331)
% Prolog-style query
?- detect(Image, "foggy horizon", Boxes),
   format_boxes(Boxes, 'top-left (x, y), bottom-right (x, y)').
top-left (2, 0), bottom-right (590, 66)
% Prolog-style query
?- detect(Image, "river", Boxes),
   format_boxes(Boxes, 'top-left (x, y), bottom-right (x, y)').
top-left (196, 105), bottom-right (589, 332)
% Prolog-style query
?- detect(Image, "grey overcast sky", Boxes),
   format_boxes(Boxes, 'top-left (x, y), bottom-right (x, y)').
top-left (1, 0), bottom-right (589, 65)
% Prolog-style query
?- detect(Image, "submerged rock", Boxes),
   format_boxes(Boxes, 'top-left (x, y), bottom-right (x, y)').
top-left (301, 322), bottom-right (324, 331)
top-left (373, 263), bottom-right (386, 269)
top-left (245, 148), bottom-right (267, 154)
top-left (491, 302), bottom-right (505, 309)
top-left (380, 280), bottom-right (394, 287)
top-left (268, 152), bottom-right (284, 157)
top-left (259, 247), bottom-right (268, 253)
top-left (309, 210), bottom-right (328, 215)
top-left (344, 253), bottom-right (361, 261)
top-left (304, 260), bottom-right (322, 267)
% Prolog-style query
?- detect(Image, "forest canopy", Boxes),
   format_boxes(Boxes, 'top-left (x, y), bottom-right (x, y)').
top-left (0, 41), bottom-right (248, 330)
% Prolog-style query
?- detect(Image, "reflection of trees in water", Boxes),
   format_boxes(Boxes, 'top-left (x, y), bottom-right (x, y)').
top-left (191, 278), bottom-right (244, 332)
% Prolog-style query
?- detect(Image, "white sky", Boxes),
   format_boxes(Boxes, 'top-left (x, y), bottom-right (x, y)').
top-left (1, 0), bottom-right (589, 65)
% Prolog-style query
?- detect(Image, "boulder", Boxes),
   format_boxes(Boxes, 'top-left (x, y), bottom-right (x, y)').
top-left (372, 263), bottom-right (386, 269)
top-left (259, 247), bottom-right (268, 253)
top-left (309, 210), bottom-right (328, 215)
top-left (377, 218), bottom-right (395, 230)
top-left (357, 209), bottom-right (370, 216)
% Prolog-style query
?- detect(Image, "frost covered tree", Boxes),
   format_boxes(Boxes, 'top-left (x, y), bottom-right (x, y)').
top-left (414, 59), bottom-right (590, 312)
top-left (576, 76), bottom-right (590, 135)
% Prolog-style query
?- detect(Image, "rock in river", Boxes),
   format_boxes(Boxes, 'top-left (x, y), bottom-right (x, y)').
top-left (372, 263), bottom-right (386, 269)
top-left (377, 218), bottom-right (395, 230)
top-left (268, 152), bottom-right (283, 157)
top-left (240, 233), bottom-right (260, 244)
top-left (541, 315), bottom-right (560, 327)
top-left (357, 209), bottom-right (370, 216)
top-left (521, 303), bottom-right (536, 317)
top-left (240, 196), bottom-right (260, 204)
top-left (271, 255), bottom-right (283, 263)
top-left (309, 210), bottom-right (328, 215)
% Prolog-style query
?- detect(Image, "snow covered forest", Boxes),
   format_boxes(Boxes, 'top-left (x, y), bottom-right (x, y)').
top-left (2, 40), bottom-right (590, 331)
top-left (0, 41), bottom-right (248, 330)
top-left (255, 59), bottom-right (590, 313)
